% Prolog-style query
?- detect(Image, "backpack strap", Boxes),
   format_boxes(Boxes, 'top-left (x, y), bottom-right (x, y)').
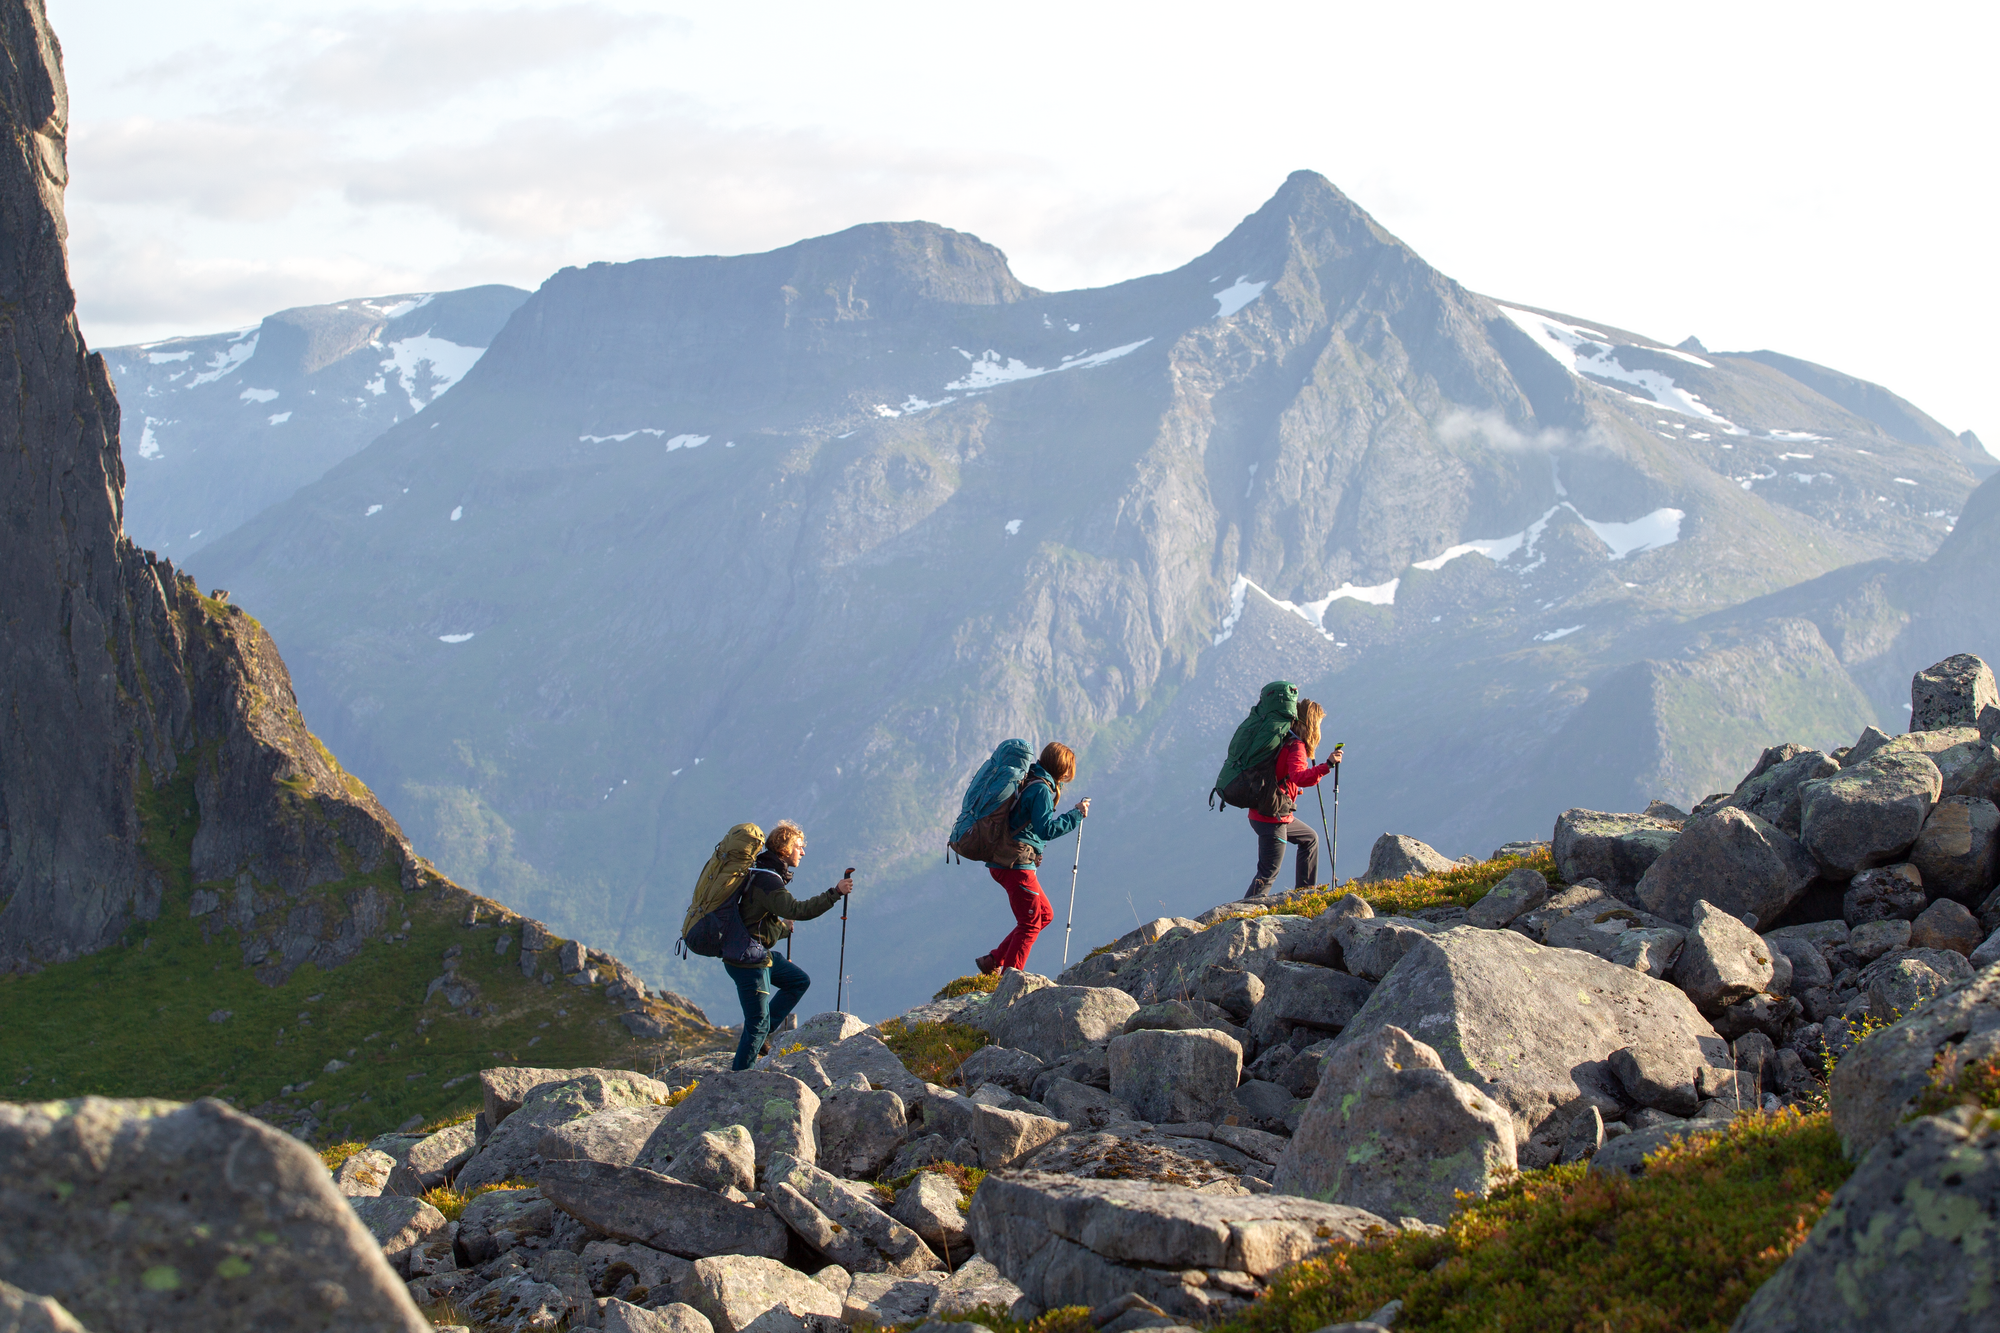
top-left (1008, 776), bottom-right (1054, 832)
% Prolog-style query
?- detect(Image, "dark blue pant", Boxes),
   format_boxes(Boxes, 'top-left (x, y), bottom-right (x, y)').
top-left (1247, 818), bottom-right (1318, 897)
top-left (726, 956), bottom-right (810, 1071)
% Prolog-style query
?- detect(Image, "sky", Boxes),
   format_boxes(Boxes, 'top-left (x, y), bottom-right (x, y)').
top-left (51, 0), bottom-right (1999, 451)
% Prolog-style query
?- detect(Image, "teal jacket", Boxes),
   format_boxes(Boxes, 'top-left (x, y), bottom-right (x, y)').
top-left (986, 764), bottom-right (1084, 869)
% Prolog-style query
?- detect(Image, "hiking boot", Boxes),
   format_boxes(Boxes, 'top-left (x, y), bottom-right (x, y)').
top-left (975, 953), bottom-right (999, 976)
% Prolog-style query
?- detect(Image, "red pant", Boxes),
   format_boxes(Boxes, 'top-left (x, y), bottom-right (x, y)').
top-left (987, 866), bottom-right (1055, 971)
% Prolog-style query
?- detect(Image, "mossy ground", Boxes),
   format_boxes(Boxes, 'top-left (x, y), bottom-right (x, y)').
top-left (0, 760), bottom-right (723, 1145)
top-left (1212, 1109), bottom-right (1850, 1333)
top-left (1255, 848), bottom-right (1561, 921)
top-left (877, 1017), bottom-right (990, 1085)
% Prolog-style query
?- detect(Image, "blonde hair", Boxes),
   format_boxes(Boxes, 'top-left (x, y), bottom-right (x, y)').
top-left (767, 821), bottom-right (805, 857)
top-left (1039, 741), bottom-right (1077, 787)
top-left (1293, 701), bottom-right (1324, 756)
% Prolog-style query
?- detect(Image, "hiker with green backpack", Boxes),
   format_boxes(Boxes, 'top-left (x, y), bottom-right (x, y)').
top-left (1210, 681), bottom-right (1339, 899)
top-left (679, 820), bottom-right (852, 1070)
top-left (948, 740), bottom-right (1090, 976)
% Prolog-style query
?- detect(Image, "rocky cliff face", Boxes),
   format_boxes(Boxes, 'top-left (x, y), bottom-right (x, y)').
top-left (183, 162), bottom-right (1985, 1017)
top-left (0, 0), bottom-right (427, 973)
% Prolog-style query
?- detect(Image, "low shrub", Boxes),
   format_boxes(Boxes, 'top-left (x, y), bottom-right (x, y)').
top-left (878, 1018), bottom-right (990, 1086)
top-left (1218, 1109), bottom-right (1850, 1333)
top-left (318, 1140), bottom-right (367, 1172)
top-left (420, 1177), bottom-right (534, 1222)
top-left (934, 973), bottom-right (1001, 1001)
top-left (1256, 850), bottom-right (1560, 923)
top-left (1912, 1045), bottom-right (2000, 1118)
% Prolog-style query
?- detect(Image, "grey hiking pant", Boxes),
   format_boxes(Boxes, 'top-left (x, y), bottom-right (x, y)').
top-left (1246, 818), bottom-right (1318, 897)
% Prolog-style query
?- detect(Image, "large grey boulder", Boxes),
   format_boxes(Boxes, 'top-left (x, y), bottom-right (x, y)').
top-left (1944, 743), bottom-right (2000, 804)
top-left (1465, 867), bottom-right (1551, 929)
top-left (1199, 966), bottom-right (1268, 1021)
top-left (333, 1147), bottom-right (399, 1197)
top-left (1247, 961), bottom-right (1374, 1045)
top-left (1121, 998), bottom-right (1248, 1047)
top-left (1909, 796), bottom-right (2000, 904)
top-left (1864, 949), bottom-right (1971, 1022)
top-left (1333, 916), bottom-right (1442, 982)
top-left (1359, 834), bottom-right (1456, 882)
top-left (1717, 747), bottom-right (1841, 837)
top-left (1634, 807), bottom-right (1817, 928)
top-left (386, 1120), bottom-right (476, 1193)
top-left (675, 1126), bottom-right (757, 1194)
top-left (789, 1012), bottom-right (870, 1049)
top-left (1552, 809), bottom-right (1680, 890)
top-left (1273, 1025), bottom-right (1515, 1225)
top-left (929, 1256), bottom-right (1025, 1319)
top-left (1329, 926), bottom-right (1729, 1152)
top-left (686, 1255), bottom-right (844, 1333)
top-left (1109, 917), bottom-right (1299, 1005)
top-left (1107, 1028), bottom-right (1242, 1124)
top-left (973, 979), bottom-right (1139, 1063)
top-left (635, 1070), bottom-right (820, 1176)
top-left (1910, 897), bottom-right (1984, 956)
top-left (462, 1275), bottom-right (571, 1331)
top-left (954, 1046), bottom-right (1047, 1097)
top-left (1608, 1044), bottom-right (1700, 1115)
top-left (1799, 751), bottom-right (1944, 877)
top-left (538, 1158), bottom-right (789, 1259)
top-left (1670, 901), bottom-right (1777, 1016)
top-left (969, 1170), bottom-right (1394, 1320)
top-left (1730, 1106), bottom-right (2000, 1333)
top-left (1037, 1078), bottom-right (1142, 1132)
top-left (763, 1153), bottom-right (940, 1275)
top-left (347, 1196), bottom-right (449, 1277)
top-left (891, 1172), bottom-right (972, 1263)
top-left (813, 1087), bottom-right (908, 1181)
top-left (1829, 963), bottom-right (2000, 1158)
top-left (456, 1187), bottom-right (556, 1265)
top-left (538, 1104), bottom-right (674, 1170)
top-left (460, 1071), bottom-right (673, 1190)
top-left (1843, 864), bottom-right (1928, 924)
top-left (923, 1094), bottom-right (1067, 1169)
top-left (1021, 1129), bottom-right (1254, 1189)
top-left (1910, 652), bottom-right (2000, 734)
top-left (840, 1273), bottom-right (948, 1327)
top-left (479, 1065), bottom-right (664, 1132)
top-left (808, 1035), bottom-right (928, 1106)
top-left (603, 1302), bottom-right (713, 1333)
top-left (0, 1096), bottom-right (428, 1331)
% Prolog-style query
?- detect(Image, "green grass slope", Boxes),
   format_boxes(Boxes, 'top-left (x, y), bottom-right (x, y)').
top-left (0, 758), bottom-right (726, 1145)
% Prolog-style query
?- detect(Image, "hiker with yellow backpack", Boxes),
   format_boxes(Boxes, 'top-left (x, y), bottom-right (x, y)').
top-left (679, 820), bottom-right (852, 1071)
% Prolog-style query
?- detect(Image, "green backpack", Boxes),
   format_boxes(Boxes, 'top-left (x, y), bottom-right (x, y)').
top-left (1210, 681), bottom-right (1299, 813)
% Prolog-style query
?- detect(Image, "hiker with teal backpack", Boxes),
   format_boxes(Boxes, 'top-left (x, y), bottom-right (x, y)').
top-left (679, 820), bottom-right (852, 1071)
top-left (1210, 683), bottom-right (1339, 899)
top-left (947, 740), bottom-right (1089, 976)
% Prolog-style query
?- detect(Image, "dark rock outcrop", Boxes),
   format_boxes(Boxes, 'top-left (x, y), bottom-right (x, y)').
top-left (0, 0), bottom-right (429, 975)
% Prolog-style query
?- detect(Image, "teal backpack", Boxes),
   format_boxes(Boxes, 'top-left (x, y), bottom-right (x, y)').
top-left (947, 739), bottom-right (1043, 865)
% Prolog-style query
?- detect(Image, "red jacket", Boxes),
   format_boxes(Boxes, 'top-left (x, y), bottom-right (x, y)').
top-left (1248, 738), bottom-right (1333, 825)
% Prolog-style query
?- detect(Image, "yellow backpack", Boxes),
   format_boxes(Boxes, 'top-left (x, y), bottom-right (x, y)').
top-left (680, 823), bottom-right (766, 942)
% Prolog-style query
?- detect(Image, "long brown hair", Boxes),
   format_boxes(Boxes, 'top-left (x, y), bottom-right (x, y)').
top-left (1292, 701), bottom-right (1324, 756)
top-left (1039, 741), bottom-right (1077, 790)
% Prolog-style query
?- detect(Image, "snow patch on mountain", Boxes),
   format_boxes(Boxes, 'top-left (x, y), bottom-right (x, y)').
top-left (944, 340), bottom-right (1151, 393)
top-left (1495, 305), bottom-right (1738, 429)
top-left (189, 332), bottom-right (259, 387)
top-left (239, 387), bottom-right (278, 404)
top-left (1213, 276), bottom-right (1268, 319)
top-left (377, 334), bottom-right (484, 413)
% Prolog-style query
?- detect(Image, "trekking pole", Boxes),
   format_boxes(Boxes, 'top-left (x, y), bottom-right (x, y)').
top-left (836, 867), bottom-right (854, 1012)
top-left (1329, 744), bottom-right (1342, 886)
top-left (1062, 821), bottom-right (1084, 966)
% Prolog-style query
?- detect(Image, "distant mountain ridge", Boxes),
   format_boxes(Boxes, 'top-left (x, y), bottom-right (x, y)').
top-left (181, 171), bottom-right (1989, 1019)
top-left (107, 284), bottom-right (528, 556)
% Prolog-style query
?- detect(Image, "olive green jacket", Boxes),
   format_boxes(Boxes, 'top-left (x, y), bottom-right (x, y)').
top-left (738, 852), bottom-right (842, 965)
